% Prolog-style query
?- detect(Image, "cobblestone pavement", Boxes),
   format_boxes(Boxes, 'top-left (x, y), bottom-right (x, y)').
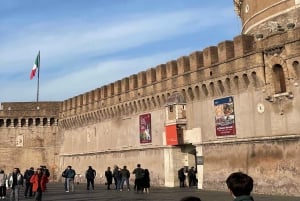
top-left (13, 183), bottom-right (299, 201)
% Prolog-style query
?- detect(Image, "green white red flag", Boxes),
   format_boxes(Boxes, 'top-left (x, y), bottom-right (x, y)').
top-left (30, 51), bottom-right (40, 80)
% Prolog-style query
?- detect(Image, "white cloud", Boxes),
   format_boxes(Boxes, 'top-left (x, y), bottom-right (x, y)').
top-left (0, 4), bottom-right (239, 102)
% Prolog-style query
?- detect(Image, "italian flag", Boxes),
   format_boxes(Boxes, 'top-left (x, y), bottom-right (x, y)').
top-left (30, 51), bottom-right (40, 80)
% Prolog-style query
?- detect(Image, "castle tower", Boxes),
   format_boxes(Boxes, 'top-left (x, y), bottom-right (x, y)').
top-left (234, 0), bottom-right (300, 37)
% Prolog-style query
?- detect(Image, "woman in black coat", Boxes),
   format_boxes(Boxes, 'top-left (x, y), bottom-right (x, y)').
top-left (105, 167), bottom-right (113, 190)
top-left (142, 169), bottom-right (150, 193)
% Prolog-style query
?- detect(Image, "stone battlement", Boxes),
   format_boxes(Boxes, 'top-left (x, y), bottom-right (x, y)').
top-left (61, 27), bottom-right (299, 117)
top-left (61, 34), bottom-right (257, 115)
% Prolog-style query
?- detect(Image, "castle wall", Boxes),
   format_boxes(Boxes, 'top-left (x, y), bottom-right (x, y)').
top-left (56, 27), bottom-right (300, 196)
top-left (203, 138), bottom-right (300, 196)
top-left (0, 102), bottom-right (60, 180)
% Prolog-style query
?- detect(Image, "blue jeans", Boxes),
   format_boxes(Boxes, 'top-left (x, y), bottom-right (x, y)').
top-left (66, 178), bottom-right (74, 192)
top-left (120, 177), bottom-right (130, 190)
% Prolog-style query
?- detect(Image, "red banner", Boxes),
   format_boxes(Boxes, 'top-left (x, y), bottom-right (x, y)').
top-left (140, 113), bottom-right (152, 143)
top-left (165, 125), bottom-right (178, 145)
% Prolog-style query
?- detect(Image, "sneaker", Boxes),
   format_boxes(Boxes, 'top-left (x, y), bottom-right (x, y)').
top-left (65, 191), bottom-right (69, 192)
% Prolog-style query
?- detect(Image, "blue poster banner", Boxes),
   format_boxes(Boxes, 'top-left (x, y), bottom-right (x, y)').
top-left (214, 96), bottom-right (236, 136)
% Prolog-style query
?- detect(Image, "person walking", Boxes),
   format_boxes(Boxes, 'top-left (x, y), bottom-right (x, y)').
top-left (62, 166), bottom-right (76, 192)
top-left (6, 168), bottom-right (23, 201)
top-left (30, 168), bottom-right (48, 201)
top-left (119, 166), bottom-right (130, 191)
top-left (0, 169), bottom-right (7, 199)
top-left (104, 167), bottom-right (113, 190)
top-left (85, 166), bottom-right (96, 190)
top-left (23, 167), bottom-right (34, 198)
top-left (132, 164), bottom-right (144, 193)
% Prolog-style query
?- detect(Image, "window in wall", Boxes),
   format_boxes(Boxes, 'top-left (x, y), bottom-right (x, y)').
top-left (28, 118), bottom-right (33, 127)
top-left (169, 105), bottom-right (173, 112)
top-left (36, 118), bottom-right (41, 126)
top-left (21, 119), bottom-right (26, 127)
top-left (6, 119), bottom-right (11, 127)
top-left (293, 61), bottom-right (299, 79)
top-left (273, 64), bottom-right (286, 93)
top-left (43, 118), bottom-right (48, 126)
top-left (13, 119), bottom-right (18, 127)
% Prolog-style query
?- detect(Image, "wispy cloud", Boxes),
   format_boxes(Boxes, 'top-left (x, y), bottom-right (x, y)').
top-left (0, 1), bottom-right (240, 102)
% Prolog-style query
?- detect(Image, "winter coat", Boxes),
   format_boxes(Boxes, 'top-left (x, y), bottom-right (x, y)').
top-left (6, 173), bottom-right (23, 188)
top-left (0, 173), bottom-right (7, 186)
top-left (30, 174), bottom-right (48, 192)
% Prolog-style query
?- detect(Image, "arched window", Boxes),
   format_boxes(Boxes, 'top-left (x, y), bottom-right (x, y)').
top-left (36, 118), bottom-right (41, 126)
top-left (292, 61), bottom-right (299, 79)
top-left (21, 119), bottom-right (26, 127)
top-left (50, 118), bottom-right (55, 126)
top-left (43, 118), bottom-right (48, 126)
top-left (273, 64), bottom-right (286, 93)
top-left (28, 118), bottom-right (33, 127)
top-left (13, 119), bottom-right (18, 127)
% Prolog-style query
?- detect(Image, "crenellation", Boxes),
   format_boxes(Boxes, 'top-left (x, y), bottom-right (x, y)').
top-left (218, 40), bottom-right (234, 62)
top-left (77, 95), bottom-right (83, 114)
top-left (137, 71), bottom-right (147, 88)
top-left (203, 46), bottom-right (218, 67)
top-left (233, 34), bottom-right (254, 57)
top-left (155, 64), bottom-right (167, 81)
top-left (146, 68), bottom-right (156, 84)
top-left (129, 74), bottom-right (138, 91)
top-left (166, 60), bottom-right (178, 78)
top-left (121, 77), bottom-right (130, 93)
top-left (82, 92), bottom-right (89, 112)
top-left (95, 88), bottom-right (101, 102)
top-left (110, 83), bottom-right (115, 97)
top-left (102, 85), bottom-right (108, 99)
top-left (66, 99), bottom-right (72, 116)
top-left (177, 56), bottom-right (190, 74)
top-left (70, 97), bottom-right (76, 116)
top-left (189, 51), bottom-right (203, 71)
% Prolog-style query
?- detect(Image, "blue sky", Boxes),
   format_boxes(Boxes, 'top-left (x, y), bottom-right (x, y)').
top-left (0, 0), bottom-right (241, 103)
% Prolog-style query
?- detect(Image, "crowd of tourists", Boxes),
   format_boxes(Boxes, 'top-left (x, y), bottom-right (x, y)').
top-left (61, 163), bottom-right (151, 194)
top-left (0, 166), bottom-right (50, 201)
top-left (0, 163), bottom-right (254, 201)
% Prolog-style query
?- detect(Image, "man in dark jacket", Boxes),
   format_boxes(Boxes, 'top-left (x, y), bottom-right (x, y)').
top-left (24, 167), bottom-right (34, 198)
top-left (62, 166), bottom-right (76, 192)
top-left (226, 172), bottom-right (254, 201)
top-left (85, 166), bottom-right (96, 190)
top-left (178, 168), bottom-right (186, 187)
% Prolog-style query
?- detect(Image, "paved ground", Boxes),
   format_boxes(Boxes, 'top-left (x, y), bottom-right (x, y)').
top-left (11, 183), bottom-right (299, 201)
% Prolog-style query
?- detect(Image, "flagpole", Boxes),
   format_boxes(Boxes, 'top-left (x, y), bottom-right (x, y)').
top-left (37, 51), bottom-right (40, 102)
